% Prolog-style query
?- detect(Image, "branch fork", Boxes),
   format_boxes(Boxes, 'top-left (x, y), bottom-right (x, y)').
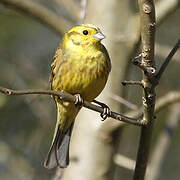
top-left (123, 38), bottom-right (180, 90)
top-left (132, 53), bottom-right (156, 77)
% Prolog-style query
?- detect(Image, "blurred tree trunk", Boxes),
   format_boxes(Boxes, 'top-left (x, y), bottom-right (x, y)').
top-left (62, 0), bottom-right (140, 179)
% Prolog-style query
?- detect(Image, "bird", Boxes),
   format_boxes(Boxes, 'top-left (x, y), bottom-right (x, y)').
top-left (44, 24), bottom-right (111, 169)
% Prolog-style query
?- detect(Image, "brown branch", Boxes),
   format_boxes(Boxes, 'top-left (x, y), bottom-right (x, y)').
top-left (122, 80), bottom-right (144, 87)
top-left (0, 86), bottom-right (144, 126)
top-left (133, 0), bottom-right (156, 180)
top-left (0, 0), bottom-right (72, 35)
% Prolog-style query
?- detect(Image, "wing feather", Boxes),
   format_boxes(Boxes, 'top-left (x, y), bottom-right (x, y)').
top-left (49, 45), bottom-right (66, 90)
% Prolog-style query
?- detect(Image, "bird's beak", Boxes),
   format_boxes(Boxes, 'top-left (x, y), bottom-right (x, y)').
top-left (93, 32), bottom-right (105, 40)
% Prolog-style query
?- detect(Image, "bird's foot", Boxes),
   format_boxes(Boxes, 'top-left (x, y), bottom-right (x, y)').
top-left (93, 100), bottom-right (111, 121)
top-left (74, 94), bottom-right (84, 109)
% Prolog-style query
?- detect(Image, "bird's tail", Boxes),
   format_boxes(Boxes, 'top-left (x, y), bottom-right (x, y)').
top-left (44, 102), bottom-right (78, 169)
top-left (44, 123), bottom-right (73, 169)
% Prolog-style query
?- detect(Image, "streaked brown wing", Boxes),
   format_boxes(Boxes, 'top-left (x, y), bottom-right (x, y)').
top-left (49, 46), bottom-right (64, 90)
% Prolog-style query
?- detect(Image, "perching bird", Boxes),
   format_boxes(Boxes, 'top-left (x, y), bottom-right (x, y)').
top-left (44, 24), bottom-right (111, 169)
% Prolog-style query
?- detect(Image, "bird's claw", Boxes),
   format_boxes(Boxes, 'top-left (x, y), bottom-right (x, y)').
top-left (93, 100), bottom-right (111, 121)
top-left (100, 104), bottom-right (111, 121)
top-left (74, 94), bottom-right (84, 108)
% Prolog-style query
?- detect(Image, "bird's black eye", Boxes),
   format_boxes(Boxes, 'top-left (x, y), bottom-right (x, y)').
top-left (83, 30), bottom-right (88, 35)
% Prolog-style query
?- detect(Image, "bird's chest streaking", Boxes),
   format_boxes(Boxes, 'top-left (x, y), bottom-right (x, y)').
top-left (45, 24), bottom-right (111, 169)
top-left (52, 44), bottom-right (110, 102)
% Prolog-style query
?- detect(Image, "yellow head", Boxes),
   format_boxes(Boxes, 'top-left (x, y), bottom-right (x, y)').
top-left (64, 24), bottom-right (105, 47)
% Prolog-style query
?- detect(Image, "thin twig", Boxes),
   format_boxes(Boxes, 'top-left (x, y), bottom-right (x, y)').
top-left (105, 91), bottom-right (180, 135)
top-left (122, 80), bottom-right (143, 87)
top-left (155, 39), bottom-right (180, 83)
top-left (0, 86), bottom-right (144, 126)
top-left (156, 43), bottom-right (180, 62)
top-left (0, 0), bottom-right (72, 35)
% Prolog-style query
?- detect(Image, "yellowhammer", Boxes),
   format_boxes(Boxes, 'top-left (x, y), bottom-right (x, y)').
top-left (44, 24), bottom-right (111, 169)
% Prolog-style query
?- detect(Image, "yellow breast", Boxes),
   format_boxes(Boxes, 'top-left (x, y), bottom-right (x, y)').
top-left (52, 36), bottom-right (111, 102)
